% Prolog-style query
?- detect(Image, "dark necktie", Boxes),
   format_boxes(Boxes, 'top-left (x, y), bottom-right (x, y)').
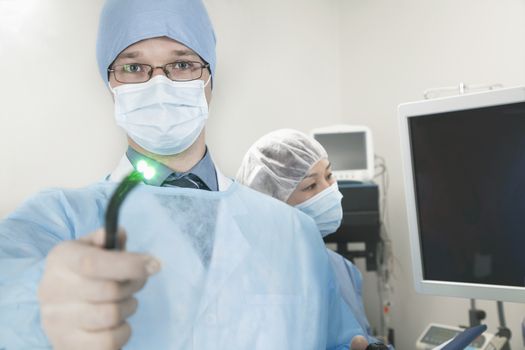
top-left (162, 173), bottom-right (211, 191)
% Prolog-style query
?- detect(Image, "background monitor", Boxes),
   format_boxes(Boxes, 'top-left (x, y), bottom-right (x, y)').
top-left (398, 86), bottom-right (525, 303)
top-left (311, 125), bottom-right (374, 182)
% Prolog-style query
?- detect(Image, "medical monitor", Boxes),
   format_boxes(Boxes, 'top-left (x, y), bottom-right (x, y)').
top-left (311, 125), bottom-right (374, 182)
top-left (399, 86), bottom-right (525, 303)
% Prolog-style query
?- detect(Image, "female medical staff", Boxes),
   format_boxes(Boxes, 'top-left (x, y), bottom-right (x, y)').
top-left (236, 129), bottom-right (391, 350)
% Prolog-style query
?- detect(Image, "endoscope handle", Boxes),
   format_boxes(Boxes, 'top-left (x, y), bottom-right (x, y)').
top-left (104, 171), bottom-right (144, 249)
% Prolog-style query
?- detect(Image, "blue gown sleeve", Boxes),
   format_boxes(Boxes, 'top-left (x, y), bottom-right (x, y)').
top-left (0, 187), bottom-right (105, 349)
top-left (340, 258), bottom-right (395, 349)
top-left (326, 250), bottom-right (395, 349)
top-left (324, 252), bottom-right (370, 349)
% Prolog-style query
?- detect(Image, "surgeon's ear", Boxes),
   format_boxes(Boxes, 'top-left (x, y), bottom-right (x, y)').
top-left (205, 84), bottom-right (212, 105)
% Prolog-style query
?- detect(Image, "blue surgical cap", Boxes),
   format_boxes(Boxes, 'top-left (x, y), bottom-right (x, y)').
top-left (96, 0), bottom-right (216, 84)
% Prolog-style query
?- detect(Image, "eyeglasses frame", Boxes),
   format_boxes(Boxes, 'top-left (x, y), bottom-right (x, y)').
top-left (107, 61), bottom-right (210, 84)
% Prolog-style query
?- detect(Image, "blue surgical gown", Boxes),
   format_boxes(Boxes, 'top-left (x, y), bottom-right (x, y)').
top-left (0, 181), bottom-right (368, 349)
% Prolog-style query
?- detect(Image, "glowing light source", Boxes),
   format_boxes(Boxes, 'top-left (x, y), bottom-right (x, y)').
top-left (136, 160), bottom-right (156, 180)
top-left (137, 160), bottom-right (148, 172)
top-left (143, 167), bottom-right (156, 180)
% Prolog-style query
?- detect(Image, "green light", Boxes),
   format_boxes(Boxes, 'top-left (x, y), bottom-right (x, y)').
top-left (136, 160), bottom-right (156, 180)
top-left (137, 160), bottom-right (148, 173)
top-left (143, 167), bottom-right (156, 180)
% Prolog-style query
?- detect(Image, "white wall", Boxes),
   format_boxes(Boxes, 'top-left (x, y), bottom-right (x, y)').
top-left (205, 0), bottom-right (343, 176)
top-left (339, 0), bottom-right (525, 349)
top-left (1, 1), bottom-right (524, 349)
top-left (0, 0), bottom-right (120, 216)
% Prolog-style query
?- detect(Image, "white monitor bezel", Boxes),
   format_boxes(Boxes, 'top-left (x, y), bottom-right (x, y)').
top-left (398, 85), bottom-right (525, 303)
top-left (310, 124), bottom-right (374, 182)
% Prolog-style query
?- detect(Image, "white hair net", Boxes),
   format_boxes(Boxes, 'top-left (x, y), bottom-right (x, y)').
top-left (236, 129), bottom-right (328, 202)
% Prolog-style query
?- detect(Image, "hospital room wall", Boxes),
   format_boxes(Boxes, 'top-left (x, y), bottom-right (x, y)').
top-left (205, 0), bottom-right (345, 177)
top-left (338, 0), bottom-right (525, 349)
top-left (0, 0), bottom-right (120, 216)
top-left (0, 0), bottom-right (344, 215)
top-left (2, 1), bottom-right (525, 348)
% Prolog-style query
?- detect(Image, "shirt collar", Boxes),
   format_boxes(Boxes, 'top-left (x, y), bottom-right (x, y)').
top-left (126, 146), bottom-right (218, 191)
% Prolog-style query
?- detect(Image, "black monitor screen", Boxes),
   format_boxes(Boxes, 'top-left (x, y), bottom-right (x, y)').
top-left (409, 101), bottom-right (525, 287)
top-left (315, 132), bottom-right (367, 171)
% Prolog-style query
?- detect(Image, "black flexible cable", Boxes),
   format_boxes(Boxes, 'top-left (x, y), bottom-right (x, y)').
top-left (104, 170), bottom-right (144, 249)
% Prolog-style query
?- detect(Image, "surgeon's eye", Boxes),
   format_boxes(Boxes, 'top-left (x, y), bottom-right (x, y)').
top-left (326, 172), bottom-right (333, 180)
top-left (122, 63), bottom-right (144, 73)
top-left (173, 61), bottom-right (194, 70)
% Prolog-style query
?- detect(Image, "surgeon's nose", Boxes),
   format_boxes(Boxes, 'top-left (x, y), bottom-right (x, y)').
top-left (151, 66), bottom-right (167, 78)
top-left (318, 182), bottom-right (330, 192)
top-left (318, 176), bottom-right (335, 192)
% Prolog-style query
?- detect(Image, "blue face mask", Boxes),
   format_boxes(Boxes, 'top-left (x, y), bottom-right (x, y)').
top-left (295, 182), bottom-right (343, 237)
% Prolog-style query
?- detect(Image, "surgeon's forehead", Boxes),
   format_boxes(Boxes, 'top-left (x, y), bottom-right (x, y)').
top-left (114, 37), bottom-right (202, 62)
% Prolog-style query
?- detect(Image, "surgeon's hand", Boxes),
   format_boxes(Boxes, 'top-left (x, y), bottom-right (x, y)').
top-left (350, 335), bottom-right (369, 350)
top-left (38, 229), bottom-right (161, 350)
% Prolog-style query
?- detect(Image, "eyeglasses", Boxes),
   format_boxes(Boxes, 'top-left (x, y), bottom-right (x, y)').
top-left (108, 61), bottom-right (210, 84)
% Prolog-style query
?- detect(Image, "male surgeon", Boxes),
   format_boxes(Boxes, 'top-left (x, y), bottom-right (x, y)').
top-left (0, 0), bottom-right (366, 349)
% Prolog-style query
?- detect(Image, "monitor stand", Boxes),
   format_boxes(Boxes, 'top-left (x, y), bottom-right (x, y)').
top-left (465, 299), bottom-right (510, 350)
top-left (469, 299), bottom-right (486, 327)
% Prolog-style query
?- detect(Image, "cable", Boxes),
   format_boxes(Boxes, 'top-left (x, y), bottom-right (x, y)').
top-left (373, 154), bottom-right (394, 344)
top-left (104, 160), bottom-right (156, 250)
top-left (105, 171), bottom-right (144, 249)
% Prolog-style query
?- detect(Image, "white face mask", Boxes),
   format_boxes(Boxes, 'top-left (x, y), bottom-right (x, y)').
top-left (295, 182), bottom-right (343, 237)
top-left (110, 75), bottom-right (210, 155)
